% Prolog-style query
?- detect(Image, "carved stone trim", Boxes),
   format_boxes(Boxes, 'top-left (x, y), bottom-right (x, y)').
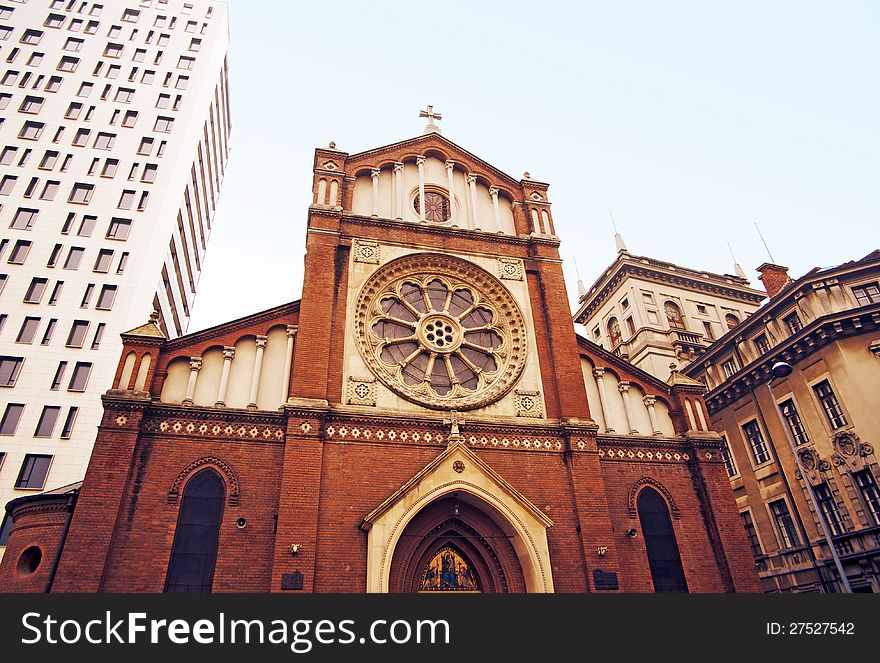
top-left (346, 376), bottom-right (378, 406)
top-left (628, 477), bottom-right (681, 519)
top-left (353, 238), bottom-right (380, 265)
top-left (498, 257), bottom-right (523, 281)
top-left (514, 389), bottom-right (543, 418)
top-left (168, 456), bottom-right (240, 507)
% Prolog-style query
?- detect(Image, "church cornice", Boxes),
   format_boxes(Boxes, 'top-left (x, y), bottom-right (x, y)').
top-left (337, 213), bottom-right (561, 248)
top-left (162, 301), bottom-right (300, 352)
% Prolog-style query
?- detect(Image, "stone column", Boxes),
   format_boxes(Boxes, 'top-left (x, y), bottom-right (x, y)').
top-left (281, 325), bottom-right (297, 404)
top-left (215, 346), bottom-right (235, 407)
top-left (489, 187), bottom-right (502, 233)
top-left (182, 357), bottom-right (201, 405)
top-left (445, 160), bottom-right (456, 225)
top-left (593, 367), bottom-right (614, 433)
top-left (618, 381), bottom-right (638, 434)
top-left (370, 168), bottom-right (380, 217)
top-left (393, 162), bottom-right (404, 219)
top-left (644, 395), bottom-right (662, 436)
top-left (467, 173), bottom-right (479, 229)
top-left (248, 335), bottom-right (268, 409)
top-left (416, 157), bottom-right (426, 222)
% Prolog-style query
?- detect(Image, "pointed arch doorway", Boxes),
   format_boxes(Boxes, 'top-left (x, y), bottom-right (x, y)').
top-left (360, 442), bottom-right (555, 593)
top-left (389, 496), bottom-right (525, 593)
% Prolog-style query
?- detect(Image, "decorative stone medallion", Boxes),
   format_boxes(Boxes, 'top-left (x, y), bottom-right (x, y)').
top-left (353, 239), bottom-right (381, 265)
top-left (347, 376), bottom-right (378, 406)
top-left (498, 257), bottom-right (524, 281)
top-left (514, 389), bottom-right (543, 418)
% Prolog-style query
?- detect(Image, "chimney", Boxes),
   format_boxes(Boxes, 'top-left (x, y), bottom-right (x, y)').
top-left (756, 263), bottom-right (791, 298)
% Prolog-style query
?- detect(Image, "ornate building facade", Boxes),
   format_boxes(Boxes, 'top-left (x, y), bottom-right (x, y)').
top-left (684, 254), bottom-right (880, 592)
top-left (0, 124), bottom-right (760, 593)
top-left (574, 240), bottom-right (766, 381)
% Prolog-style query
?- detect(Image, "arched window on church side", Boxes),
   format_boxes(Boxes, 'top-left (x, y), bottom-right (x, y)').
top-left (607, 317), bottom-right (622, 348)
top-left (664, 301), bottom-right (686, 330)
top-left (725, 313), bottom-right (740, 330)
top-left (165, 468), bottom-right (225, 593)
top-left (638, 487), bottom-right (688, 593)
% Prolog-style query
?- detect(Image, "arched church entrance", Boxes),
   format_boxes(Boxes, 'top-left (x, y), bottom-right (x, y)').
top-left (388, 497), bottom-right (526, 593)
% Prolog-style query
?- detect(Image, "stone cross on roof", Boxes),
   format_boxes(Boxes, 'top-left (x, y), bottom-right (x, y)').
top-left (420, 104), bottom-right (442, 134)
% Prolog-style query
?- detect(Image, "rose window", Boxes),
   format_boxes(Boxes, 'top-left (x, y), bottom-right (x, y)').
top-left (414, 191), bottom-right (451, 223)
top-left (355, 253), bottom-right (527, 410)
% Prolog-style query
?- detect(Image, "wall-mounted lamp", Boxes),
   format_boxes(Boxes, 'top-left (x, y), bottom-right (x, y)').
top-left (235, 517), bottom-right (247, 529)
top-left (625, 528), bottom-right (638, 538)
top-left (597, 546), bottom-right (608, 557)
top-left (289, 543), bottom-right (302, 555)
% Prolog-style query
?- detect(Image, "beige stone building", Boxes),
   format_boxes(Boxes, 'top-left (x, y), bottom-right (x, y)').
top-left (0, 0), bottom-right (230, 551)
top-left (684, 252), bottom-right (880, 592)
top-left (574, 236), bottom-right (766, 381)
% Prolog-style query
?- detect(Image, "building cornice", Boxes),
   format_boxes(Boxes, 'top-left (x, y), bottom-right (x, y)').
top-left (574, 253), bottom-right (765, 323)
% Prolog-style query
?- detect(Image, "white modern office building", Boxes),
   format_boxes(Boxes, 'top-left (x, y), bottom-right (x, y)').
top-left (0, 0), bottom-right (230, 550)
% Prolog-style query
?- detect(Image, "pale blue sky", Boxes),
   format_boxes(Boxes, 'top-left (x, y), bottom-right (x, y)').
top-left (188, 0), bottom-right (879, 331)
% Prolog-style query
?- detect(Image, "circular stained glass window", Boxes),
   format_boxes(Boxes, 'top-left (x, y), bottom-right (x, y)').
top-left (414, 191), bottom-right (451, 223)
top-left (354, 253), bottom-right (527, 410)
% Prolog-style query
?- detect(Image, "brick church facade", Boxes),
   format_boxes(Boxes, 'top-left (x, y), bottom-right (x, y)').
top-left (0, 128), bottom-right (761, 593)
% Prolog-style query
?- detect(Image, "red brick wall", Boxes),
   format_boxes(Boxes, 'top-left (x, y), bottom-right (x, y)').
top-left (0, 499), bottom-right (72, 593)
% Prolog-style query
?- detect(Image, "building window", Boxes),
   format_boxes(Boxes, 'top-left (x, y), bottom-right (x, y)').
top-left (68, 361), bottom-right (92, 391)
top-left (50, 362), bottom-right (67, 390)
top-left (23, 277), bottom-right (48, 303)
top-left (702, 321), bottom-right (714, 341)
top-left (60, 407), bottom-right (78, 439)
top-left (753, 334), bottom-right (770, 355)
top-left (164, 469), bottom-right (225, 593)
top-left (769, 499), bottom-right (800, 549)
top-left (96, 284), bottom-right (117, 310)
top-left (18, 120), bottom-right (44, 140)
top-left (0, 403), bottom-right (25, 435)
top-left (721, 358), bottom-right (738, 378)
top-left (814, 483), bottom-right (845, 536)
top-left (34, 405), bottom-right (61, 438)
top-left (20, 29), bottom-right (43, 45)
top-left (813, 380), bottom-right (847, 429)
top-left (9, 240), bottom-right (32, 264)
top-left (106, 217), bottom-right (131, 240)
top-left (784, 311), bottom-right (803, 334)
top-left (91, 323), bottom-right (105, 349)
top-left (607, 317), bottom-right (621, 347)
top-left (0, 174), bottom-right (16, 195)
top-left (0, 356), bottom-right (24, 387)
top-left (115, 87), bottom-right (135, 102)
top-left (118, 190), bottom-right (135, 209)
top-left (852, 283), bottom-right (880, 306)
top-left (15, 454), bottom-right (52, 489)
top-left (853, 470), bottom-right (880, 526)
top-left (778, 399), bottom-right (809, 445)
top-left (94, 248), bottom-right (113, 272)
top-left (719, 434), bottom-right (737, 478)
top-left (63, 246), bottom-right (85, 270)
top-left (102, 159), bottom-right (119, 177)
top-left (19, 95), bottom-right (44, 113)
top-left (141, 163), bottom-right (158, 182)
top-left (664, 301), bottom-right (686, 330)
top-left (77, 215), bottom-right (97, 236)
top-left (68, 182), bottom-right (94, 204)
top-left (154, 116), bottom-right (174, 133)
top-left (72, 128), bottom-right (91, 146)
top-left (66, 320), bottom-right (89, 348)
top-left (16, 316), bottom-right (40, 344)
top-left (637, 488), bottom-right (688, 593)
top-left (740, 511), bottom-right (763, 559)
top-left (57, 55), bottom-right (79, 72)
top-left (94, 132), bottom-right (117, 150)
top-left (725, 313), bottom-right (740, 329)
top-left (742, 419), bottom-right (771, 465)
top-left (177, 55), bottom-right (195, 70)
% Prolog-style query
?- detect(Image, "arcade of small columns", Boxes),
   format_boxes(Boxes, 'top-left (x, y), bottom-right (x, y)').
top-left (177, 325), bottom-right (297, 410)
top-left (593, 366), bottom-right (696, 437)
top-left (366, 158), bottom-right (506, 233)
